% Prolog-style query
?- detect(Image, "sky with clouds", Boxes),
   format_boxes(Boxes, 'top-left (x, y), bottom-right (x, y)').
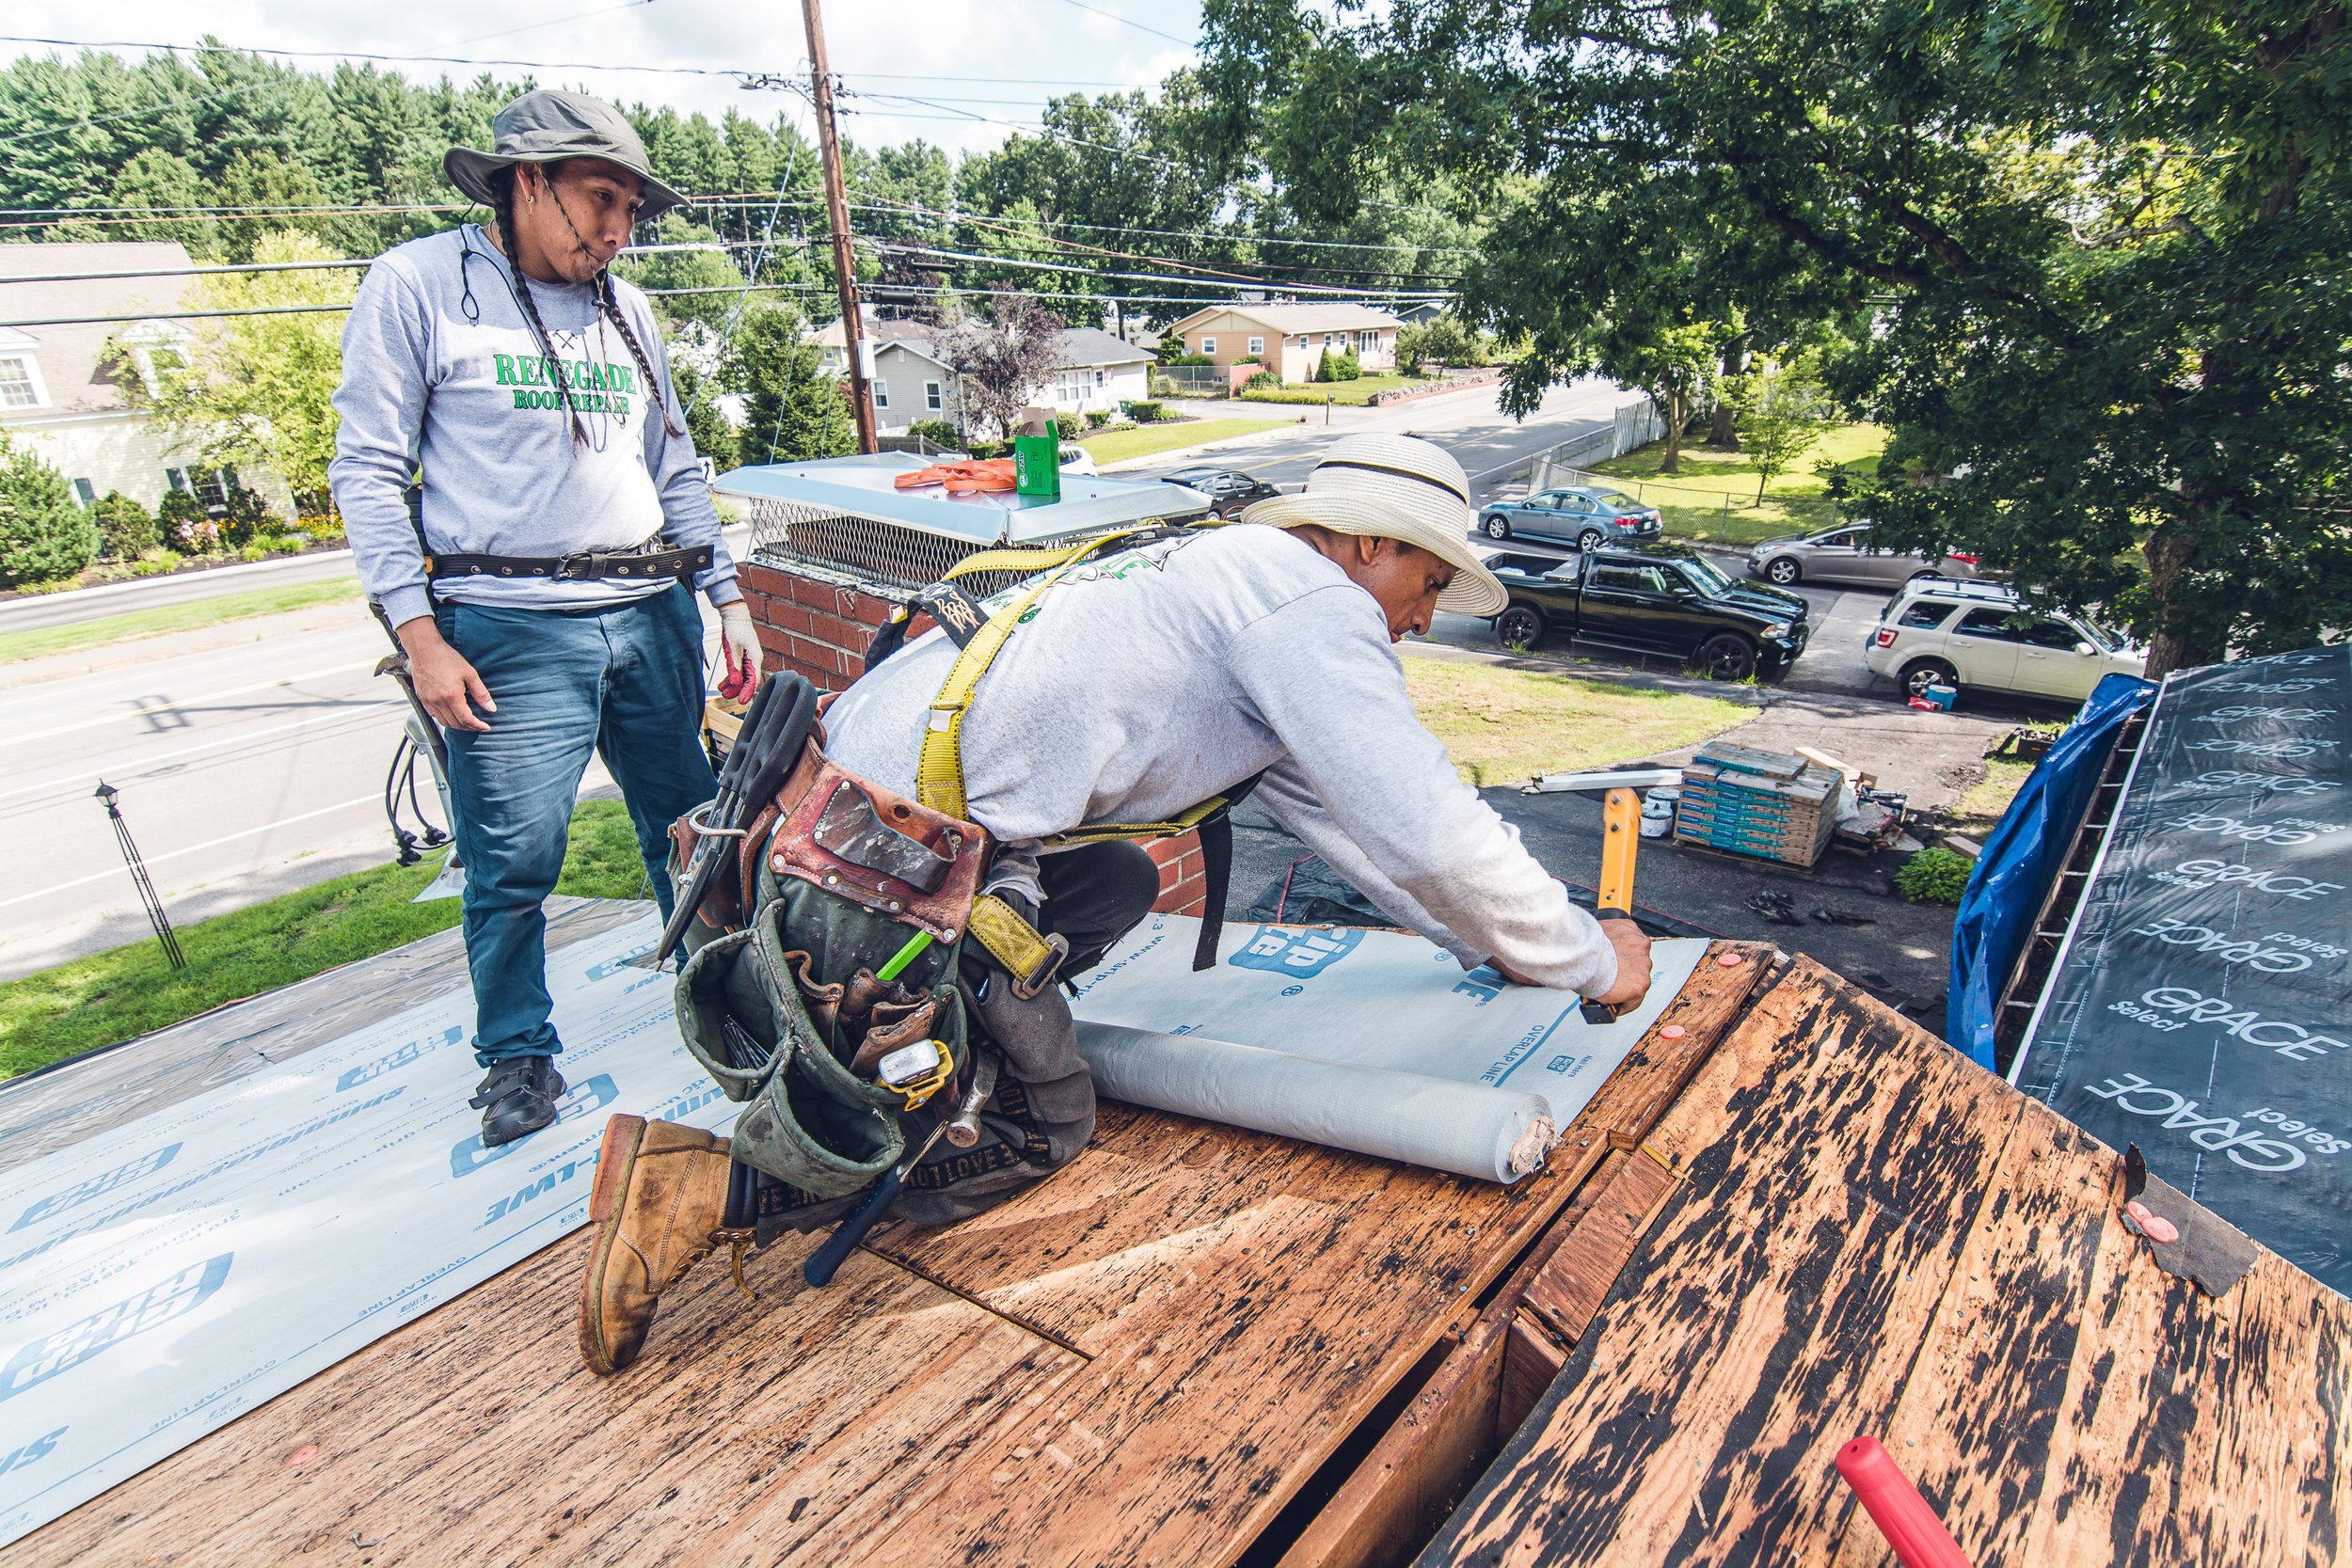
top-left (5, 0), bottom-right (1206, 159)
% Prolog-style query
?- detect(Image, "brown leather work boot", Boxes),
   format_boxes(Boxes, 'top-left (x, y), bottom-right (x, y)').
top-left (578, 1115), bottom-right (755, 1375)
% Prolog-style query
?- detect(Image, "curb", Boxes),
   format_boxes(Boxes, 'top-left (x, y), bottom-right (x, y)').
top-left (0, 547), bottom-right (355, 615)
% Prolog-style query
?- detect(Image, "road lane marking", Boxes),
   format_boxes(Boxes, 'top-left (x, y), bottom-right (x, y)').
top-left (0, 792), bottom-right (384, 911)
top-left (0, 701), bottom-right (404, 807)
top-left (0, 661), bottom-right (380, 749)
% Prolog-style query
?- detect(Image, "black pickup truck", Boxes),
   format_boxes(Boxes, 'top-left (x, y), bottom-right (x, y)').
top-left (1484, 546), bottom-right (1811, 680)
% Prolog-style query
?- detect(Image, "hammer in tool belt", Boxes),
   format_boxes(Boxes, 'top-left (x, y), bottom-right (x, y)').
top-left (1521, 766), bottom-right (1683, 1023)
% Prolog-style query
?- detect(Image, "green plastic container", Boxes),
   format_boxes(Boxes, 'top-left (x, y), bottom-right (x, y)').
top-left (1013, 433), bottom-right (1062, 498)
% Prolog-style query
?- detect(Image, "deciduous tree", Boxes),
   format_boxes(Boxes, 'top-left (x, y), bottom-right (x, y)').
top-left (1201, 0), bottom-right (2352, 673)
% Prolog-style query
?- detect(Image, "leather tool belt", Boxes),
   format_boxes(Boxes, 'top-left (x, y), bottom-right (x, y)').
top-left (671, 734), bottom-right (990, 1197)
top-left (425, 542), bottom-right (713, 583)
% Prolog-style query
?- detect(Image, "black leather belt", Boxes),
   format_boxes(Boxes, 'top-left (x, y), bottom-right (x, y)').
top-left (424, 543), bottom-right (714, 582)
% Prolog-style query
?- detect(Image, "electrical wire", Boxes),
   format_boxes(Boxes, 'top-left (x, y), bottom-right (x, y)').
top-left (1049, 0), bottom-right (1199, 47)
top-left (0, 78), bottom-right (281, 151)
top-left (0, 32), bottom-right (771, 79)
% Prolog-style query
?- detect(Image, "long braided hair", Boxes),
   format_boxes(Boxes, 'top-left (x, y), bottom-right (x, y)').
top-left (488, 163), bottom-right (686, 446)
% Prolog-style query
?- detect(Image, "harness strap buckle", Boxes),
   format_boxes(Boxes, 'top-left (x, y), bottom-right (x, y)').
top-left (968, 894), bottom-right (1068, 1001)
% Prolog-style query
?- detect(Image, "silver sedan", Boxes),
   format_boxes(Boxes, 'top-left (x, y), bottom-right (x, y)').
top-left (1745, 524), bottom-right (1991, 589)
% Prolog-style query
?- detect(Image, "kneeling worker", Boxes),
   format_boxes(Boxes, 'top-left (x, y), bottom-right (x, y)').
top-left (578, 434), bottom-right (1654, 1371)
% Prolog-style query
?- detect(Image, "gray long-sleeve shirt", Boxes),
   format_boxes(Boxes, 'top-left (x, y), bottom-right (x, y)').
top-left (823, 524), bottom-right (1618, 996)
top-left (328, 225), bottom-right (738, 628)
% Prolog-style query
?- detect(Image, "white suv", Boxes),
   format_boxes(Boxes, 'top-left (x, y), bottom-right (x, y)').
top-left (1866, 582), bottom-right (2146, 704)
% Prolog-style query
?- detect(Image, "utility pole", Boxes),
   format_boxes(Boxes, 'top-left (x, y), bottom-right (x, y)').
top-left (801, 0), bottom-right (876, 454)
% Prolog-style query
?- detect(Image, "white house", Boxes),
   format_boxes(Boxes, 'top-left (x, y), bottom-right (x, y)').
top-left (0, 243), bottom-right (289, 515)
top-left (809, 315), bottom-right (1152, 436)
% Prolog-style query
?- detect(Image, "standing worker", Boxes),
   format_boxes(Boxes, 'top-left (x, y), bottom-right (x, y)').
top-left (331, 90), bottom-right (762, 1147)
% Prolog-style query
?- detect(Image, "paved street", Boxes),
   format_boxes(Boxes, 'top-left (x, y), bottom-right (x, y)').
top-left (1124, 377), bottom-right (1640, 502)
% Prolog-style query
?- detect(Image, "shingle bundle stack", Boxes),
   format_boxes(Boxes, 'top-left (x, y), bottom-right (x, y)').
top-left (1672, 742), bottom-right (1840, 867)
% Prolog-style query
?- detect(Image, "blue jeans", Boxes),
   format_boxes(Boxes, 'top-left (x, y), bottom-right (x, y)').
top-left (437, 586), bottom-right (716, 1065)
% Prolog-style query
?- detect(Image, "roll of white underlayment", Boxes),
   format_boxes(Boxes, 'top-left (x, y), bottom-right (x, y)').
top-left (1075, 1023), bottom-right (1559, 1183)
top-left (1065, 917), bottom-right (1709, 1184)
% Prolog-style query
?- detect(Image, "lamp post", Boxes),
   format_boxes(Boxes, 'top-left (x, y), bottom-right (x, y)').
top-left (94, 782), bottom-right (186, 970)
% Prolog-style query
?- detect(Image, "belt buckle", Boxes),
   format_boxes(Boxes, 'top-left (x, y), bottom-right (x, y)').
top-left (1009, 931), bottom-right (1069, 1002)
top-left (555, 551), bottom-right (597, 581)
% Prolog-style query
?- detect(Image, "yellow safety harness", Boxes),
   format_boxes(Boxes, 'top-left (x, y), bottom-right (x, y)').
top-left (876, 523), bottom-right (1257, 981)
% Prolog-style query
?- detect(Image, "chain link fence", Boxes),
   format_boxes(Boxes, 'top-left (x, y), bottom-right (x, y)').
top-left (1525, 398), bottom-right (1667, 489)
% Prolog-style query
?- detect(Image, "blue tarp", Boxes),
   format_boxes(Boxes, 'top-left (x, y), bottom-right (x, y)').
top-left (1946, 673), bottom-right (2156, 1069)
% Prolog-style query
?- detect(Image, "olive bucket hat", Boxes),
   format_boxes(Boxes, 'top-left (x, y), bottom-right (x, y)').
top-left (444, 88), bottom-right (689, 222)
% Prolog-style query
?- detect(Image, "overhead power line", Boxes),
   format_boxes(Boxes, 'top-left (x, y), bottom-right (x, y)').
top-left (0, 32), bottom-right (796, 82)
top-left (1049, 0), bottom-right (1199, 48)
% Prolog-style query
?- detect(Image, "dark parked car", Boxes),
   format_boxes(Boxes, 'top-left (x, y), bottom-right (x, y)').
top-left (1160, 466), bottom-right (1281, 518)
top-left (1476, 486), bottom-right (1662, 551)
top-left (1485, 546), bottom-right (1811, 680)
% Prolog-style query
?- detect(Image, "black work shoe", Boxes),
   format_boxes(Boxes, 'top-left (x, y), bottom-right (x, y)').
top-left (472, 1054), bottom-right (567, 1148)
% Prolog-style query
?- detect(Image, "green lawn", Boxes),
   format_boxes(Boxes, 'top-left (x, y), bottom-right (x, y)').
top-left (1582, 422), bottom-right (1888, 547)
top-left (1082, 417), bottom-right (1295, 466)
top-left (0, 800), bottom-right (648, 1081)
top-left (0, 576), bottom-right (364, 664)
top-left (1403, 655), bottom-right (1752, 788)
top-left (1947, 756), bottom-right (2035, 840)
top-left (1240, 372), bottom-right (1438, 407)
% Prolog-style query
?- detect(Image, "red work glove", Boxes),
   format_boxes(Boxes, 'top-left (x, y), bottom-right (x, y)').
top-left (716, 599), bottom-right (762, 702)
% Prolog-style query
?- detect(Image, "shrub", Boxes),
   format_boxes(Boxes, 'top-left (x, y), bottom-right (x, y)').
top-left (1164, 354), bottom-right (1214, 367)
top-left (218, 478), bottom-right (275, 548)
top-left (1054, 414), bottom-right (1079, 440)
top-left (1895, 847), bottom-right (1975, 905)
top-left (1328, 349), bottom-right (1362, 382)
top-left (0, 436), bottom-right (99, 587)
top-left (89, 490), bottom-right (155, 560)
top-left (906, 418), bottom-right (961, 449)
top-left (1242, 369), bottom-right (1281, 391)
top-left (269, 534), bottom-right (306, 555)
top-left (157, 487), bottom-right (214, 551)
top-left (1084, 409), bottom-right (1111, 429)
top-left (1128, 401), bottom-right (1166, 423)
top-left (240, 540), bottom-right (275, 562)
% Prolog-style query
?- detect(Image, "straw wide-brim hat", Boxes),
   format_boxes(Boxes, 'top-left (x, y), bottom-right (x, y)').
top-left (446, 89), bottom-right (689, 223)
top-left (1242, 433), bottom-right (1506, 616)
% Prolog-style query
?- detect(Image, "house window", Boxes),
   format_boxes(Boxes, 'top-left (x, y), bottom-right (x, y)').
top-left (1295, 336), bottom-right (1310, 348)
top-left (1359, 331), bottom-right (1376, 352)
top-left (925, 381), bottom-right (943, 411)
top-left (166, 467), bottom-right (188, 493)
top-left (872, 382), bottom-right (889, 409)
top-left (0, 354), bottom-right (41, 409)
top-left (192, 467), bottom-right (235, 513)
top-left (1247, 335), bottom-right (1264, 357)
top-left (72, 478), bottom-right (96, 507)
top-left (1200, 336), bottom-right (1216, 355)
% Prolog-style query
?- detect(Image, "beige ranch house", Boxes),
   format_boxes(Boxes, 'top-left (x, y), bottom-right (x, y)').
top-left (1162, 302), bottom-right (1404, 384)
